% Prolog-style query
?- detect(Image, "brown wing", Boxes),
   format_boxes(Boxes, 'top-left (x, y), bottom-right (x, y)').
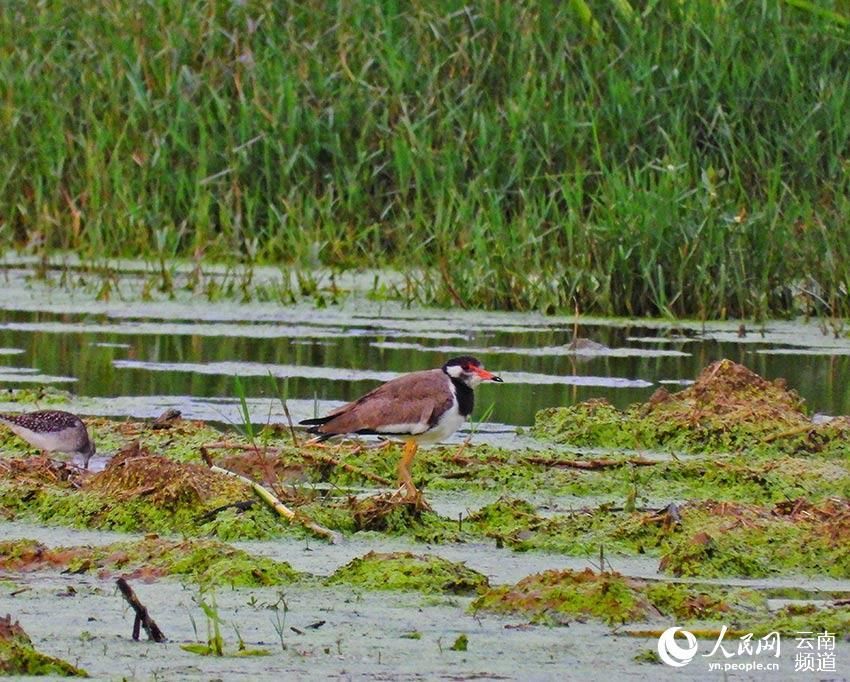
top-left (314, 369), bottom-right (453, 436)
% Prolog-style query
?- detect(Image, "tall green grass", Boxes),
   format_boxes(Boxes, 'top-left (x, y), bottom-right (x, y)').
top-left (2, 0), bottom-right (849, 318)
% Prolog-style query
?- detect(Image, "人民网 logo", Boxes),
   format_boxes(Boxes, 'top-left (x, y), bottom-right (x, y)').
top-left (658, 626), bottom-right (699, 667)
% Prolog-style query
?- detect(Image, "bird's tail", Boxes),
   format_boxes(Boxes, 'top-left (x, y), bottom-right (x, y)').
top-left (298, 416), bottom-right (332, 427)
top-left (298, 415), bottom-right (335, 440)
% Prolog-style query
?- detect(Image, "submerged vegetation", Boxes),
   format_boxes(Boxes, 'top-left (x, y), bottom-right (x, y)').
top-left (467, 497), bottom-right (850, 578)
top-left (2, 2), bottom-right (850, 316)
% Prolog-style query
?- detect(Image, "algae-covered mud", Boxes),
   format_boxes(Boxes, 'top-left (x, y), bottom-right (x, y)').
top-left (2, 272), bottom-right (850, 678)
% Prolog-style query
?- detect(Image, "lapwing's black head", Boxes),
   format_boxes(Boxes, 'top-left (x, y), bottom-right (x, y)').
top-left (442, 356), bottom-right (503, 388)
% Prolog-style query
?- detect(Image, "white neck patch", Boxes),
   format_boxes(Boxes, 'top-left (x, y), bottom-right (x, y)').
top-left (445, 364), bottom-right (465, 379)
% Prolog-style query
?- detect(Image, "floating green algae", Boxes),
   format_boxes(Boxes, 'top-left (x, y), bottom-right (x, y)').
top-left (0, 444), bottom-right (289, 540)
top-left (643, 582), bottom-right (766, 621)
top-left (471, 568), bottom-right (838, 630)
top-left (0, 614), bottom-right (87, 677)
top-left (467, 497), bottom-right (850, 579)
top-left (657, 499), bottom-right (850, 578)
top-left (471, 569), bottom-right (654, 625)
top-left (0, 536), bottom-right (299, 587)
top-left (449, 634), bottom-right (469, 651)
top-left (533, 359), bottom-right (850, 457)
top-left (0, 386), bottom-right (75, 407)
top-left (326, 551), bottom-right (489, 595)
top-left (466, 496), bottom-right (654, 556)
top-left (315, 439), bottom-right (850, 505)
top-left (85, 416), bottom-right (233, 464)
top-left (747, 603), bottom-right (850, 637)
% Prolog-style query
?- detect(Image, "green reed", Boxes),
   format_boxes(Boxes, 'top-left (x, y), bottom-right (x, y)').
top-left (1, 1), bottom-right (849, 318)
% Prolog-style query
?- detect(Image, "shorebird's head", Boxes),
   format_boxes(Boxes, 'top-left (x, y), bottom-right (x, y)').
top-left (80, 438), bottom-right (96, 469)
top-left (442, 356), bottom-right (503, 388)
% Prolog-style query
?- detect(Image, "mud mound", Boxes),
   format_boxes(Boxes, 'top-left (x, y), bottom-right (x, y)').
top-left (86, 442), bottom-right (246, 509)
top-left (656, 498), bottom-right (850, 578)
top-left (350, 493), bottom-right (425, 531)
top-left (327, 551), bottom-right (488, 594)
top-left (0, 539), bottom-right (86, 572)
top-left (645, 359), bottom-right (807, 425)
top-left (534, 359), bottom-right (849, 455)
top-left (772, 496), bottom-right (850, 522)
top-left (675, 497), bottom-right (850, 524)
top-left (219, 450), bottom-right (307, 487)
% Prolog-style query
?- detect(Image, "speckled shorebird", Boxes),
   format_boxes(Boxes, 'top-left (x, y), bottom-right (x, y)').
top-left (0, 410), bottom-right (96, 468)
top-left (299, 356), bottom-right (503, 503)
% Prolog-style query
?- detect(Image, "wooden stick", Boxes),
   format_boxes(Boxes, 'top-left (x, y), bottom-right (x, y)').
top-left (116, 578), bottom-right (166, 643)
top-left (210, 464), bottom-right (339, 543)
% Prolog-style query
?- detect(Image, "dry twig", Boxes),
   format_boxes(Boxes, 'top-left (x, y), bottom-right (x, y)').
top-left (209, 463), bottom-right (339, 543)
top-left (116, 578), bottom-right (166, 643)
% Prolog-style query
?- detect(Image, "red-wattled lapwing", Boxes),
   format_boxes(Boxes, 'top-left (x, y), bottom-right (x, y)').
top-left (300, 356), bottom-right (502, 503)
top-left (0, 410), bottom-right (96, 469)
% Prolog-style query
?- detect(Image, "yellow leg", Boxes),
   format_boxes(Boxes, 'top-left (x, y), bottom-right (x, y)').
top-left (397, 440), bottom-right (419, 499)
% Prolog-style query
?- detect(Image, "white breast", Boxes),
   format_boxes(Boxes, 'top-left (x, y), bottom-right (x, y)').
top-left (414, 394), bottom-right (466, 444)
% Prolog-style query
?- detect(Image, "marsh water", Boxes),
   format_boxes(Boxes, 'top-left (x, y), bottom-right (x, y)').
top-left (2, 263), bottom-right (850, 680)
top-left (1, 263), bottom-right (850, 431)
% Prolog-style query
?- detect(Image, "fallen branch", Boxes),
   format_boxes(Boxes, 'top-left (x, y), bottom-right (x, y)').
top-left (201, 440), bottom-right (276, 453)
top-left (441, 470), bottom-right (478, 479)
top-left (523, 455), bottom-right (658, 470)
top-left (209, 463), bottom-right (339, 543)
top-left (116, 578), bottom-right (166, 643)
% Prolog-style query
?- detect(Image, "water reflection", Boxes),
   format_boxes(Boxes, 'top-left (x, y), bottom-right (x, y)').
top-left (1, 307), bottom-right (850, 426)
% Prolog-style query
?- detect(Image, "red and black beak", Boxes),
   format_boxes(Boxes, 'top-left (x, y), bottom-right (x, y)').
top-left (473, 366), bottom-right (503, 382)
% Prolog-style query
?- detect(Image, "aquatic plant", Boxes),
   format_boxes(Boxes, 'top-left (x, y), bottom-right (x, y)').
top-left (3, 2), bottom-right (850, 316)
top-left (472, 568), bottom-right (848, 633)
top-left (0, 536), bottom-right (300, 588)
top-left (471, 568), bottom-right (653, 625)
